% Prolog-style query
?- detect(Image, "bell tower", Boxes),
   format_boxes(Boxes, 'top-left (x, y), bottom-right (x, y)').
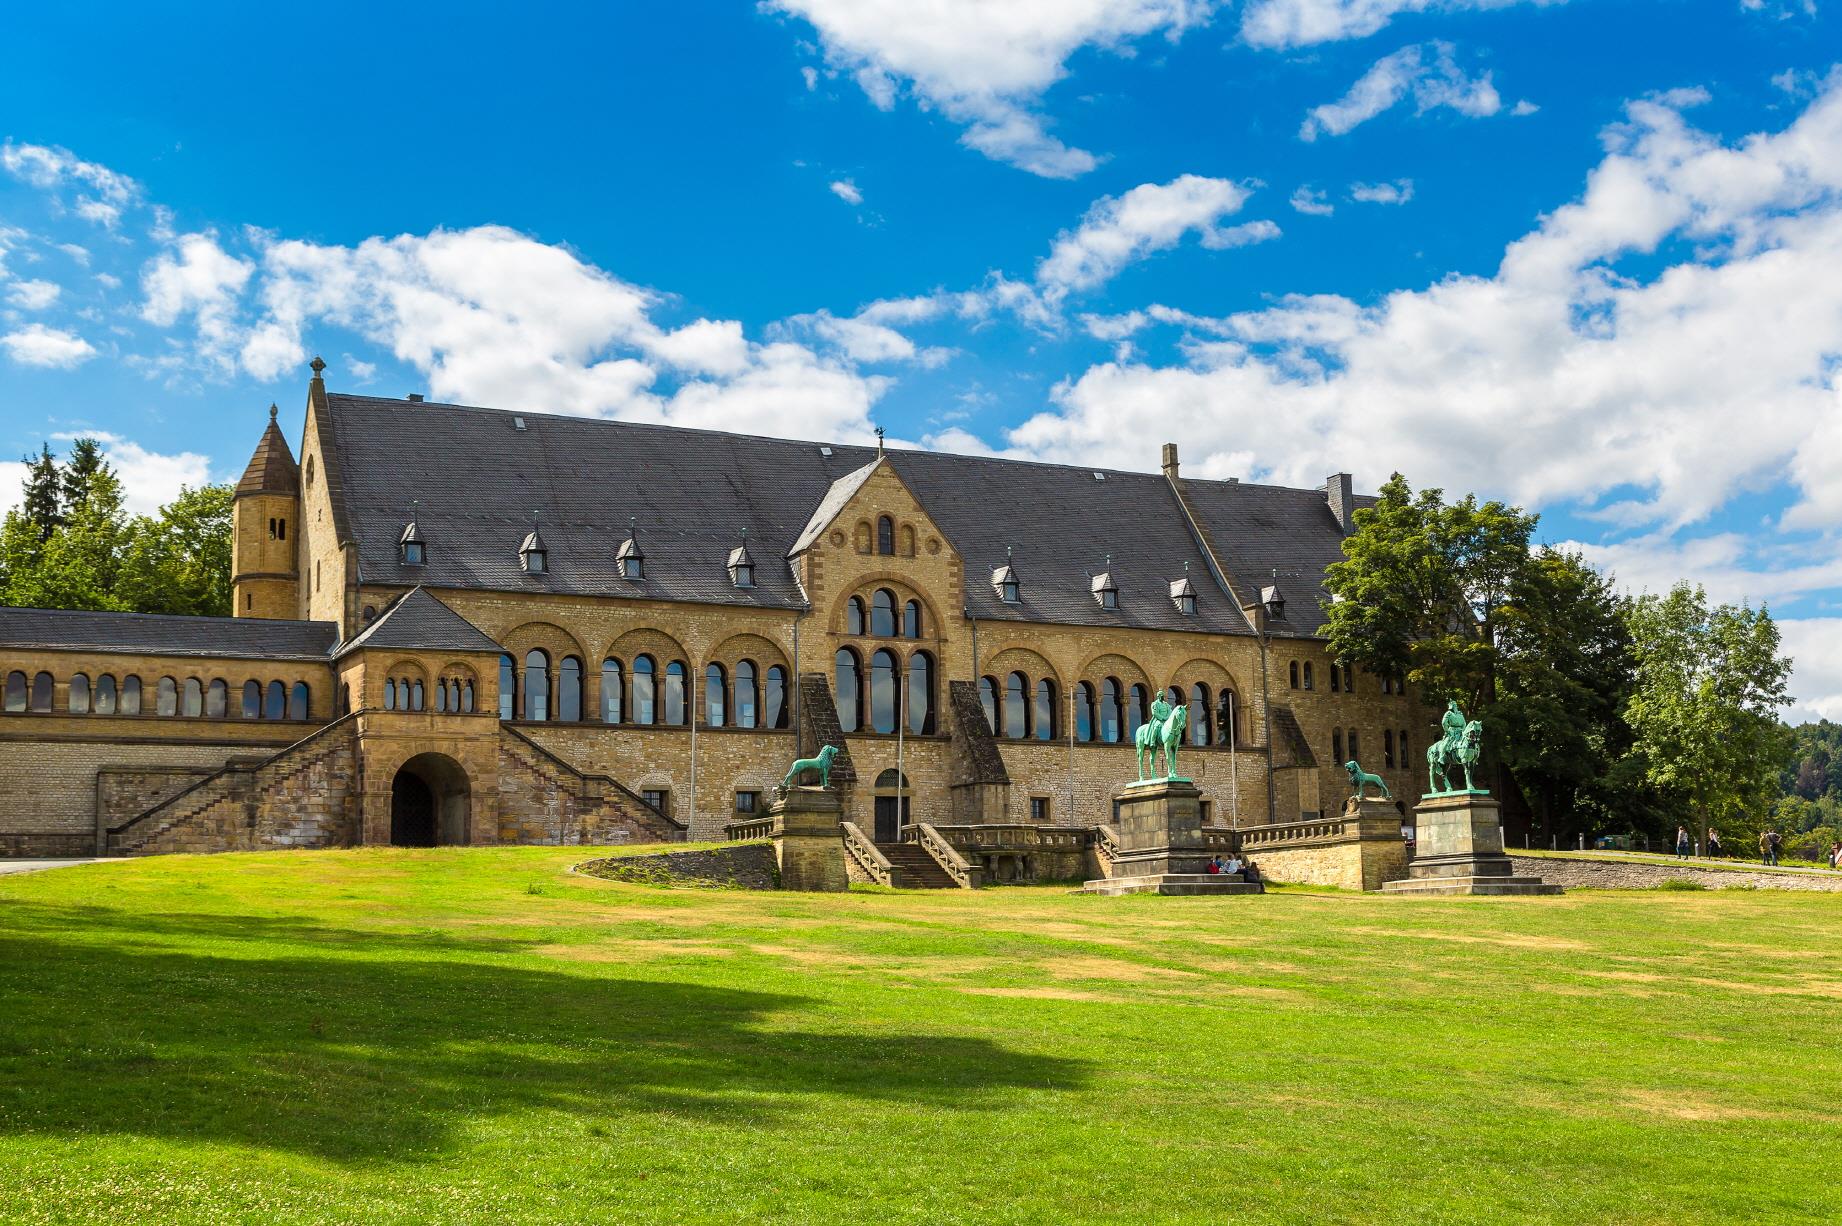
top-left (232, 404), bottom-right (301, 619)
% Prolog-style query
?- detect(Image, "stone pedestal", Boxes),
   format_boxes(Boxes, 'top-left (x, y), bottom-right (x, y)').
top-left (770, 787), bottom-right (847, 892)
top-left (1081, 778), bottom-right (1261, 897)
top-left (1382, 793), bottom-right (1561, 896)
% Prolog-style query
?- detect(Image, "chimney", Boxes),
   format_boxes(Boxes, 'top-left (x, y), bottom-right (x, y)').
top-left (1326, 472), bottom-right (1354, 534)
top-left (407, 393), bottom-right (424, 402)
top-left (1161, 443), bottom-right (1180, 482)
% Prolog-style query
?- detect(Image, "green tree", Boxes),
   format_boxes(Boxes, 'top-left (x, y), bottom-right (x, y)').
top-left (25, 466), bottom-right (129, 611)
top-left (116, 485), bottom-right (235, 617)
top-left (1323, 473), bottom-right (1537, 718)
top-left (19, 442), bottom-right (63, 543)
top-left (1623, 584), bottom-right (1793, 846)
top-left (59, 437), bottom-right (111, 515)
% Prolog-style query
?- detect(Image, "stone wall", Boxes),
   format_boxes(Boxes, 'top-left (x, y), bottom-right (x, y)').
top-left (498, 729), bottom-right (681, 846)
top-left (1508, 854), bottom-right (1842, 892)
top-left (576, 843), bottom-right (776, 889)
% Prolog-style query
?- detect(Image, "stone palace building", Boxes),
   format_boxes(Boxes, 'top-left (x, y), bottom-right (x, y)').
top-left (0, 358), bottom-right (1426, 880)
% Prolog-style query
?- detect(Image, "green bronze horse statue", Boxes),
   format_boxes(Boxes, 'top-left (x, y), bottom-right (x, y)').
top-left (1427, 719), bottom-right (1484, 793)
top-left (1134, 703), bottom-right (1188, 780)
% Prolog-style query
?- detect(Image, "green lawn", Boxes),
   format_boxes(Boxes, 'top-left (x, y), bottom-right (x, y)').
top-left (2, 848), bottom-right (1838, 1225)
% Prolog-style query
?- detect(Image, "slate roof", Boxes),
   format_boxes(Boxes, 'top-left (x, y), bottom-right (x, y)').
top-left (1180, 478), bottom-right (1376, 639)
top-left (235, 407), bottom-right (299, 497)
top-left (0, 606), bottom-right (337, 660)
top-left (320, 393), bottom-right (1361, 639)
top-left (333, 587), bottom-right (505, 659)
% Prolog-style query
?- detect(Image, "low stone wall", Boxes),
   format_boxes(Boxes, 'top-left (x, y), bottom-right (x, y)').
top-left (576, 843), bottom-right (777, 890)
top-left (1509, 855), bottom-right (1842, 892)
top-left (1255, 839), bottom-right (1408, 892)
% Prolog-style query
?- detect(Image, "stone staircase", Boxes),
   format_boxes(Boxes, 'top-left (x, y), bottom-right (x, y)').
top-left (875, 841), bottom-right (960, 889)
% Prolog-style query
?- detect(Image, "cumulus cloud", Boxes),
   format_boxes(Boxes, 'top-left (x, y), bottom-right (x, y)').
top-left (990, 77), bottom-right (1842, 540)
top-left (1, 323), bottom-right (97, 368)
top-left (1350, 178), bottom-right (1414, 204)
top-left (140, 232), bottom-right (255, 374)
top-left (1300, 41), bottom-right (1501, 140)
top-left (766, 0), bottom-right (1217, 176)
top-left (5, 279), bottom-right (61, 310)
top-left (0, 141), bottom-right (141, 228)
top-left (1242, 0), bottom-right (1563, 49)
top-left (830, 178), bottom-right (864, 204)
top-left (1036, 175), bottom-right (1271, 308)
top-left (48, 430), bottom-right (212, 516)
top-left (1290, 186), bottom-right (1335, 216)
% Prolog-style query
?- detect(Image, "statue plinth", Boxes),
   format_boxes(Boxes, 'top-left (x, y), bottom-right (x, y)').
top-left (1382, 792), bottom-right (1561, 896)
top-left (768, 786), bottom-right (847, 892)
top-left (1081, 778), bottom-right (1260, 897)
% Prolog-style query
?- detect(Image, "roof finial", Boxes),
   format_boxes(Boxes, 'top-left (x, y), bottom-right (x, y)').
top-left (1007, 544), bottom-right (1013, 559)
top-left (1105, 553), bottom-right (1111, 568)
top-left (309, 355), bottom-right (325, 380)
top-left (875, 425), bottom-right (885, 457)
top-left (268, 403), bottom-right (278, 421)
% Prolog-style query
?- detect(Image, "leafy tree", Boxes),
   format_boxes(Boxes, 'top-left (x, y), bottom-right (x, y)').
top-left (59, 437), bottom-right (110, 515)
top-left (15, 466), bottom-right (127, 611)
top-left (1623, 584), bottom-right (1793, 846)
top-left (116, 485), bottom-right (234, 617)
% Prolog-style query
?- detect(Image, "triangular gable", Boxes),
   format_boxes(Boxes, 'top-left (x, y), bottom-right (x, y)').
top-left (334, 586), bottom-right (503, 659)
top-left (788, 458), bottom-right (881, 556)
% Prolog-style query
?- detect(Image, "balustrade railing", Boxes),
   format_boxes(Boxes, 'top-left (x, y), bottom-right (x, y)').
top-left (724, 815), bottom-right (775, 842)
top-left (840, 820), bottom-right (895, 887)
top-left (911, 822), bottom-right (983, 889)
top-left (1237, 816), bottom-right (1355, 849)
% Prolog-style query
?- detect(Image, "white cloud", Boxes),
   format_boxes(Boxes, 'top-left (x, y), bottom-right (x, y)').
top-left (1290, 186), bottom-right (1335, 216)
top-left (1241, 0), bottom-right (1563, 49)
top-left (1036, 175), bottom-right (1269, 308)
top-left (5, 279), bottom-right (61, 310)
top-left (140, 232), bottom-right (255, 373)
top-left (1299, 41), bottom-right (1501, 141)
top-left (0, 142), bottom-right (141, 228)
top-left (987, 77), bottom-right (1842, 538)
top-left (1778, 618), bottom-right (1842, 724)
top-left (801, 65), bottom-right (820, 90)
top-left (1511, 98), bottom-right (1540, 116)
top-left (830, 178), bottom-right (864, 204)
top-left (766, 0), bottom-right (1217, 176)
top-left (1, 323), bottom-right (97, 368)
top-left (47, 430), bottom-right (213, 516)
top-left (0, 460), bottom-right (24, 518)
top-left (1350, 178), bottom-right (1414, 203)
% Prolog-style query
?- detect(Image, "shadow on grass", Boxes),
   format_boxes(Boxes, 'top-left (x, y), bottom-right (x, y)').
top-left (0, 905), bottom-right (1090, 1163)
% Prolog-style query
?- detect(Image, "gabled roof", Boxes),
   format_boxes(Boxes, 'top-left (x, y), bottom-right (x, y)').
top-left (235, 406), bottom-right (298, 497)
top-left (0, 605), bottom-right (336, 661)
top-left (790, 459), bottom-right (879, 555)
top-left (334, 587), bottom-right (503, 659)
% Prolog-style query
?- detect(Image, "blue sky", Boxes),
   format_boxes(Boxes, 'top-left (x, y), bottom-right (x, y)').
top-left (2, 0), bottom-right (1840, 714)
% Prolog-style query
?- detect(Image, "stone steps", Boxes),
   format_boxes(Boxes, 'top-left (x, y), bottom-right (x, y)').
top-left (1080, 872), bottom-right (1263, 897)
top-left (875, 842), bottom-right (958, 889)
top-left (1380, 875), bottom-right (1562, 896)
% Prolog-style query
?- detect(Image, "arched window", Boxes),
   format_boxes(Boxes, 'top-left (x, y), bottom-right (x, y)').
top-left (242, 680), bottom-right (261, 718)
top-left (1343, 664), bottom-right (1354, 692)
top-left (979, 675), bottom-right (999, 734)
top-left (156, 676), bottom-right (177, 717)
top-left (182, 678), bottom-right (203, 717)
top-left (1188, 683), bottom-right (1211, 747)
top-left (435, 679), bottom-right (449, 713)
top-left (206, 678), bottom-right (227, 718)
top-left (384, 679), bottom-right (397, 710)
top-left (1004, 672), bottom-right (1028, 739)
top-left (1348, 729), bottom-right (1361, 762)
top-left (602, 658), bottom-right (623, 723)
top-left (95, 674), bottom-right (117, 715)
top-left (907, 651), bottom-right (934, 734)
top-left (846, 596), bottom-right (866, 635)
top-left (522, 650), bottom-right (550, 720)
top-left (1127, 684), bottom-right (1148, 738)
top-left (498, 654), bottom-right (515, 720)
top-left (1330, 665), bottom-right (1341, 693)
top-left (558, 656), bottom-right (582, 722)
top-left (411, 679), bottom-right (425, 711)
top-left (735, 660), bottom-right (758, 729)
top-left (633, 655), bottom-right (656, 725)
top-left (835, 648), bottom-right (862, 733)
top-left (765, 665), bottom-right (789, 729)
top-left (463, 681), bottom-right (475, 712)
top-left (704, 663), bottom-right (727, 727)
top-left (1217, 690), bottom-right (1237, 746)
top-left (901, 524), bottom-right (916, 556)
top-left (1303, 662), bottom-right (1315, 691)
top-left (1074, 681), bottom-right (1096, 742)
top-left (871, 588), bottom-right (897, 637)
top-left (1384, 729), bottom-right (1396, 768)
top-left (340, 684), bottom-right (352, 715)
top-left (1289, 661), bottom-right (1300, 689)
top-left (1333, 729), bottom-right (1345, 764)
top-left (902, 600), bottom-right (921, 638)
top-left (289, 682), bottom-right (310, 720)
top-left (1034, 677), bottom-right (1057, 742)
top-left (3, 670), bottom-right (25, 712)
top-left (26, 671), bottom-right (55, 713)
top-left (877, 515), bottom-right (894, 556)
top-left (69, 673), bottom-right (91, 714)
top-left (870, 649), bottom-right (898, 734)
top-left (261, 680), bottom-right (283, 719)
top-left (664, 661), bottom-right (687, 725)
top-left (122, 675), bottom-right (142, 715)
top-left (1099, 678), bottom-right (1122, 743)
top-left (1399, 729), bottom-right (1409, 763)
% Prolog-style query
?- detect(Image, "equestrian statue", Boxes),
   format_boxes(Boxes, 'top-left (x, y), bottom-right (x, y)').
top-left (1426, 699), bottom-right (1486, 794)
top-left (1134, 689), bottom-right (1189, 781)
top-left (783, 743), bottom-right (841, 791)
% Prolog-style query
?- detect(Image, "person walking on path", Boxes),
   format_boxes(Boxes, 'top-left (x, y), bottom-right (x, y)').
top-left (1707, 829), bottom-right (1723, 859)
top-left (1760, 828), bottom-right (1782, 867)
top-left (1676, 826), bottom-right (1692, 860)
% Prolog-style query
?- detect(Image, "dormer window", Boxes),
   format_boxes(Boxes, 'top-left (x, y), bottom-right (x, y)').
top-left (400, 522), bottom-right (425, 566)
top-left (617, 531), bottom-right (645, 581)
top-left (1091, 572), bottom-right (1118, 610)
top-left (520, 529), bottom-right (548, 575)
top-left (1170, 575), bottom-right (1197, 617)
top-left (1261, 582), bottom-right (1287, 621)
top-left (992, 562), bottom-right (1020, 604)
top-left (728, 540), bottom-right (754, 589)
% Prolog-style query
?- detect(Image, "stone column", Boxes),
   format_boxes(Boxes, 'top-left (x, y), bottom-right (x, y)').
top-left (1382, 793), bottom-right (1560, 895)
top-left (771, 786), bottom-right (847, 892)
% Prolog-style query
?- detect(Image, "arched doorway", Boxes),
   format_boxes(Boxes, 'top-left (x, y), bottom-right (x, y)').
top-left (872, 768), bottom-right (910, 842)
top-left (390, 753), bottom-right (471, 847)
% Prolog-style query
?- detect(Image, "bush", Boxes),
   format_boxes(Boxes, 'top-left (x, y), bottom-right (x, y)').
top-left (1655, 878), bottom-right (1707, 891)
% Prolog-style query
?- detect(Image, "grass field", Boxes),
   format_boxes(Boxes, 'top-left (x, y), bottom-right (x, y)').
top-left (2, 847), bottom-right (1838, 1225)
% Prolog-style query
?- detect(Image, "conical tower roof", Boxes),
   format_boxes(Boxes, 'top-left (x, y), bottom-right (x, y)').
top-left (235, 405), bottom-right (298, 497)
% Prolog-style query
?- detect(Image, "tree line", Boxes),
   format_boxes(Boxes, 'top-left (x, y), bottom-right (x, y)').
top-left (0, 439), bottom-right (233, 617)
top-left (1323, 474), bottom-right (1793, 851)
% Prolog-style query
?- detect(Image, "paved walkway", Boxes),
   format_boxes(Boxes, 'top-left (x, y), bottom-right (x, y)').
top-left (0, 858), bottom-right (122, 876)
